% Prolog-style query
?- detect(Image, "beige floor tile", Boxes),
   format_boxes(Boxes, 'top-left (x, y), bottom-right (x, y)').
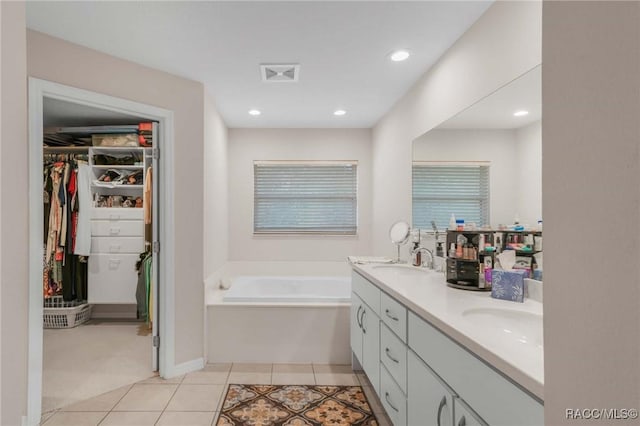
top-left (165, 384), bottom-right (225, 412)
top-left (314, 373), bottom-right (359, 385)
top-left (113, 383), bottom-right (178, 411)
top-left (227, 372), bottom-right (272, 385)
top-left (204, 363), bottom-right (232, 373)
top-left (99, 411), bottom-right (161, 426)
top-left (42, 411), bottom-right (107, 426)
top-left (183, 370), bottom-right (229, 384)
top-left (271, 373), bottom-right (316, 385)
top-left (138, 374), bottom-right (184, 384)
top-left (230, 363), bottom-right (272, 373)
top-left (60, 384), bottom-right (131, 412)
top-left (156, 411), bottom-right (215, 426)
top-left (312, 364), bottom-right (353, 374)
top-left (272, 363), bottom-right (313, 374)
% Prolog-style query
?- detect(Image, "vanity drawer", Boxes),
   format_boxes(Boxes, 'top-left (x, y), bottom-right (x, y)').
top-left (92, 207), bottom-right (143, 221)
top-left (91, 236), bottom-right (145, 254)
top-left (380, 323), bottom-right (407, 393)
top-left (408, 312), bottom-right (543, 425)
top-left (351, 271), bottom-right (380, 314)
top-left (88, 254), bottom-right (139, 304)
top-left (381, 292), bottom-right (407, 342)
top-left (380, 364), bottom-right (407, 426)
top-left (91, 220), bottom-right (144, 237)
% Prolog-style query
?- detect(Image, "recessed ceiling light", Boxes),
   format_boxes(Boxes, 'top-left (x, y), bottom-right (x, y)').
top-left (390, 50), bottom-right (410, 62)
top-left (513, 110), bottom-right (529, 117)
top-left (248, 109), bottom-right (261, 116)
top-left (334, 109), bottom-right (346, 116)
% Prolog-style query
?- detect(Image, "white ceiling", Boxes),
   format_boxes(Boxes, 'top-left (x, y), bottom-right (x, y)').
top-left (26, 1), bottom-right (493, 128)
top-left (438, 65), bottom-right (541, 130)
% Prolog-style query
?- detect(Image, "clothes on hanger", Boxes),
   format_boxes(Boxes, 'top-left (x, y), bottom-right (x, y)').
top-left (136, 250), bottom-right (153, 326)
top-left (43, 154), bottom-right (90, 300)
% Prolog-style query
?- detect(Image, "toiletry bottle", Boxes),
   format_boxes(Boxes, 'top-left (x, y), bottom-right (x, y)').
top-left (478, 234), bottom-right (485, 253)
top-left (449, 214), bottom-right (456, 230)
top-left (436, 241), bottom-right (444, 258)
top-left (449, 243), bottom-right (456, 258)
top-left (412, 242), bottom-right (421, 267)
top-left (456, 219), bottom-right (465, 231)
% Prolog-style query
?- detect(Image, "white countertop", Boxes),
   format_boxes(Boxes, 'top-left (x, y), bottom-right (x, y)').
top-left (351, 263), bottom-right (544, 400)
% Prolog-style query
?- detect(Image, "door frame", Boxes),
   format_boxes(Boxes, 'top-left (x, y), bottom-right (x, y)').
top-left (26, 78), bottom-right (176, 425)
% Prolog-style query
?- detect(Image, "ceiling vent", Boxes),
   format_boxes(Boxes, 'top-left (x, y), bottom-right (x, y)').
top-left (260, 64), bottom-right (300, 83)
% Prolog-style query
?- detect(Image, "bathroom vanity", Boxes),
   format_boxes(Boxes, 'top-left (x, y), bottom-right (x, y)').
top-left (350, 263), bottom-right (543, 426)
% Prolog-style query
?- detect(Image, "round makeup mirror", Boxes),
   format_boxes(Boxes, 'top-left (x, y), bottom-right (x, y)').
top-left (389, 221), bottom-right (411, 262)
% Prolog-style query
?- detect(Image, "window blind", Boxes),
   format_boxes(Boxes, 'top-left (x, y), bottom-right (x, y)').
top-left (412, 163), bottom-right (490, 230)
top-left (254, 161), bottom-right (358, 234)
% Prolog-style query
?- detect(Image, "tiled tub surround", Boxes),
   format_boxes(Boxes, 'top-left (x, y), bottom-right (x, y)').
top-left (351, 263), bottom-right (543, 425)
top-left (206, 272), bottom-right (351, 364)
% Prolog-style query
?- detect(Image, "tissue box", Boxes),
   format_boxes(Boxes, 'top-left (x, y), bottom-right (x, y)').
top-left (491, 269), bottom-right (529, 303)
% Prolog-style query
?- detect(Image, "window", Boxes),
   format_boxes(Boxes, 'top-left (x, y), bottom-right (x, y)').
top-left (253, 161), bottom-right (358, 234)
top-left (412, 162), bottom-right (490, 229)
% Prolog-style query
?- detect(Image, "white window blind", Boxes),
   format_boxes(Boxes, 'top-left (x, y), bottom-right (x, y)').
top-left (412, 163), bottom-right (490, 230)
top-left (254, 161), bottom-right (358, 234)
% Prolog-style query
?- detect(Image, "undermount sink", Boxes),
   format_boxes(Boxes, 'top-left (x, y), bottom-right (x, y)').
top-left (462, 308), bottom-right (543, 349)
top-left (371, 264), bottom-right (431, 276)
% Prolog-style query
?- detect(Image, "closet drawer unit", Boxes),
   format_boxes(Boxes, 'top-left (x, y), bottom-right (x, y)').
top-left (381, 292), bottom-right (407, 342)
top-left (91, 236), bottom-right (145, 254)
top-left (351, 271), bottom-right (380, 314)
top-left (408, 312), bottom-right (544, 426)
top-left (92, 207), bottom-right (144, 221)
top-left (91, 220), bottom-right (144, 237)
top-left (88, 254), bottom-right (139, 304)
top-left (380, 364), bottom-right (407, 426)
top-left (380, 323), bottom-right (408, 393)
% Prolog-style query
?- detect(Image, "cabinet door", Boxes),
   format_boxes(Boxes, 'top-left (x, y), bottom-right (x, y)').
top-left (408, 350), bottom-right (454, 426)
top-left (454, 398), bottom-right (487, 426)
top-left (361, 304), bottom-right (380, 394)
top-left (351, 292), bottom-right (364, 364)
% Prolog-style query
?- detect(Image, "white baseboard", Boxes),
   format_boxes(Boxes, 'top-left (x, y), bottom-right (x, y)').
top-left (165, 357), bottom-right (205, 378)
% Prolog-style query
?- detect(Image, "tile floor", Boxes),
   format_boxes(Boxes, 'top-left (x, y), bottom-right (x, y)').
top-left (41, 363), bottom-right (392, 426)
top-left (43, 320), bottom-right (152, 412)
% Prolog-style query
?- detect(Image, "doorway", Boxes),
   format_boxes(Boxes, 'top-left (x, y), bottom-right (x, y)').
top-left (27, 79), bottom-right (176, 426)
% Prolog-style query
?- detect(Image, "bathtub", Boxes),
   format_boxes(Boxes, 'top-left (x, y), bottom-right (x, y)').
top-left (207, 275), bottom-right (351, 364)
top-left (223, 276), bottom-right (351, 304)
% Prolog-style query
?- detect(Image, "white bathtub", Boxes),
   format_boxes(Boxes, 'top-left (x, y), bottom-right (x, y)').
top-left (207, 275), bottom-right (351, 364)
top-left (223, 276), bottom-right (351, 304)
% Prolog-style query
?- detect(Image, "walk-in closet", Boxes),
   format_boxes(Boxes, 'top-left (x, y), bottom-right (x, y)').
top-left (41, 98), bottom-right (159, 413)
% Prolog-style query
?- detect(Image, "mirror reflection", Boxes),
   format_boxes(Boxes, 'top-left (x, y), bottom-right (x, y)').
top-left (412, 65), bottom-right (541, 232)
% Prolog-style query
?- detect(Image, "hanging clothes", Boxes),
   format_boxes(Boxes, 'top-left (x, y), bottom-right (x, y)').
top-left (74, 162), bottom-right (92, 256)
top-left (136, 251), bottom-right (153, 325)
top-left (43, 155), bottom-right (89, 301)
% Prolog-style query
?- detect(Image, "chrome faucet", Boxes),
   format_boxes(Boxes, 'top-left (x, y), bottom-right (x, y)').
top-left (412, 246), bottom-right (434, 269)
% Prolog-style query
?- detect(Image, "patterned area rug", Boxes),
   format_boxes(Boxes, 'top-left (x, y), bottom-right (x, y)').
top-left (217, 384), bottom-right (379, 426)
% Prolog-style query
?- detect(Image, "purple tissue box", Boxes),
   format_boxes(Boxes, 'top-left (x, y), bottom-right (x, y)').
top-left (491, 269), bottom-right (529, 303)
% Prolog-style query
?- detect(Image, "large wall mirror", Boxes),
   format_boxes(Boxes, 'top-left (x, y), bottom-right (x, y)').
top-left (412, 65), bottom-right (541, 233)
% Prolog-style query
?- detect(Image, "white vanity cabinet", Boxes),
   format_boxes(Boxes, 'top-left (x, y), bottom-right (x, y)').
top-left (455, 397), bottom-right (487, 426)
top-left (408, 350), bottom-right (454, 426)
top-left (350, 268), bottom-right (544, 426)
top-left (351, 272), bottom-right (381, 393)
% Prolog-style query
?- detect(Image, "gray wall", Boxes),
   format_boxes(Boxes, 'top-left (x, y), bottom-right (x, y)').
top-left (542, 1), bottom-right (640, 423)
top-left (1, 2), bottom-right (28, 425)
top-left (371, 1), bottom-right (542, 257)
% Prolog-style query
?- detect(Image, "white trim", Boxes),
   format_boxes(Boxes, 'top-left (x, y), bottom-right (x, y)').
top-left (27, 78), bottom-right (177, 426)
top-left (165, 357), bottom-right (205, 378)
